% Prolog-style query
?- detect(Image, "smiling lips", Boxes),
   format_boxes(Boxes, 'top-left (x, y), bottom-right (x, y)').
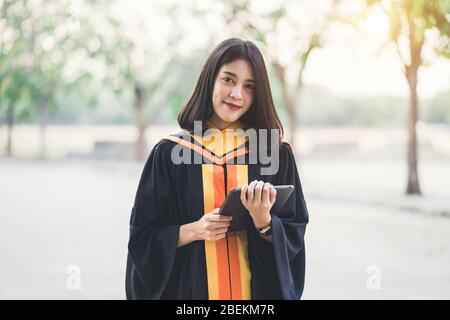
top-left (224, 101), bottom-right (242, 110)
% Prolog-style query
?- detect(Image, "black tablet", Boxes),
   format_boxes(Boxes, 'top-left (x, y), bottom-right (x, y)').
top-left (218, 185), bottom-right (294, 232)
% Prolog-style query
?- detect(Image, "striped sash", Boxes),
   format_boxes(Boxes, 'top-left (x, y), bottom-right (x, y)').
top-left (163, 130), bottom-right (252, 300)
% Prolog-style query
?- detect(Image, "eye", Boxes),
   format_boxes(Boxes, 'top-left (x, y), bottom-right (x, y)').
top-left (246, 84), bottom-right (255, 90)
top-left (223, 77), bottom-right (234, 83)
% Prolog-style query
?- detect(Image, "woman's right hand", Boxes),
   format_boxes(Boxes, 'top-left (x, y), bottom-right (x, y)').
top-left (194, 208), bottom-right (233, 241)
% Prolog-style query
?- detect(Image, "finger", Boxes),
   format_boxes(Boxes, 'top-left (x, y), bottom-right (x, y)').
top-left (208, 214), bottom-right (233, 222)
top-left (248, 180), bottom-right (259, 190)
top-left (209, 228), bottom-right (228, 241)
top-left (262, 182), bottom-right (271, 205)
top-left (214, 227), bottom-right (229, 234)
top-left (209, 221), bottom-right (231, 229)
top-left (212, 233), bottom-right (226, 241)
top-left (269, 186), bottom-right (277, 204)
top-left (247, 180), bottom-right (258, 202)
top-left (209, 208), bottom-right (220, 215)
top-left (253, 181), bottom-right (265, 204)
top-left (240, 185), bottom-right (248, 204)
top-left (208, 215), bottom-right (232, 223)
top-left (206, 221), bottom-right (230, 231)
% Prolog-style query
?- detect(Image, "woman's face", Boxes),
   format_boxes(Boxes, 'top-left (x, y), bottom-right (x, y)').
top-left (210, 59), bottom-right (255, 128)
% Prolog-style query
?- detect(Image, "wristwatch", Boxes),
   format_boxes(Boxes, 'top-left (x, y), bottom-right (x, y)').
top-left (258, 223), bottom-right (272, 237)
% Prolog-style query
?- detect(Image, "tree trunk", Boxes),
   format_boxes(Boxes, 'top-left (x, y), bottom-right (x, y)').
top-left (403, 14), bottom-right (422, 195)
top-left (279, 82), bottom-right (297, 145)
top-left (38, 102), bottom-right (48, 159)
top-left (286, 95), bottom-right (297, 147)
top-left (272, 62), bottom-right (297, 147)
top-left (134, 85), bottom-right (148, 161)
top-left (6, 104), bottom-right (14, 157)
top-left (405, 66), bottom-right (421, 195)
top-left (6, 104), bottom-right (14, 156)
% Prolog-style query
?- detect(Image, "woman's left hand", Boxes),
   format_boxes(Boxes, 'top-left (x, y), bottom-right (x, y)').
top-left (241, 180), bottom-right (276, 229)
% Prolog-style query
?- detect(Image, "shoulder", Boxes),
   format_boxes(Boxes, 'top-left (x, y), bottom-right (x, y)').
top-left (153, 138), bottom-right (177, 154)
top-left (279, 140), bottom-right (294, 155)
top-left (278, 139), bottom-right (298, 165)
top-left (144, 138), bottom-right (178, 165)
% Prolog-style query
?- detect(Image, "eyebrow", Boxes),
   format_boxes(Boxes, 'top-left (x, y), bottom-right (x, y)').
top-left (222, 71), bottom-right (255, 83)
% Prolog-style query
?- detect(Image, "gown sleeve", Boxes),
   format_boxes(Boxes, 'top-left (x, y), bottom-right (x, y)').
top-left (249, 141), bottom-right (309, 300)
top-left (125, 140), bottom-right (181, 300)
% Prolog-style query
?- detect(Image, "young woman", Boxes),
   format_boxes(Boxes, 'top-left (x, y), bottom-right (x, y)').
top-left (125, 38), bottom-right (309, 300)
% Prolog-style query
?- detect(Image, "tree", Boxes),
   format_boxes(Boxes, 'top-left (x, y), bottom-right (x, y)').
top-left (0, 0), bottom-right (40, 157)
top-left (219, 0), bottom-right (343, 148)
top-left (1, 0), bottom-right (103, 158)
top-left (0, 67), bottom-right (32, 157)
top-left (369, 0), bottom-right (450, 195)
top-left (93, 0), bottom-right (186, 161)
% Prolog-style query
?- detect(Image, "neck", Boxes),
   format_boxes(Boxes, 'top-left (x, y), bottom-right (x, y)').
top-left (207, 115), bottom-right (234, 130)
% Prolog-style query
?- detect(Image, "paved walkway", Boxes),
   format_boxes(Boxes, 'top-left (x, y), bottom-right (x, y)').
top-left (0, 157), bottom-right (449, 299)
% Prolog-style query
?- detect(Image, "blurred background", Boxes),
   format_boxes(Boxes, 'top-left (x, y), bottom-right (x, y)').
top-left (0, 0), bottom-right (449, 299)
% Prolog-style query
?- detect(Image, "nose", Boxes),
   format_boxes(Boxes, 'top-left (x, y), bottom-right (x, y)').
top-left (229, 86), bottom-right (243, 100)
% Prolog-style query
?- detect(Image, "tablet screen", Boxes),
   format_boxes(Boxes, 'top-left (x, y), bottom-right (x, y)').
top-left (218, 185), bottom-right (294, 232)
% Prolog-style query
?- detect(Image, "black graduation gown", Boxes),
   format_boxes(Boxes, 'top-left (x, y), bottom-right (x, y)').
top-left (125, 129), bottom-right (309, 300)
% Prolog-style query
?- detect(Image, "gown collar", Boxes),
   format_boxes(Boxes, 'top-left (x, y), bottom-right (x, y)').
top-left (187, 119), bottom-right (251, 157)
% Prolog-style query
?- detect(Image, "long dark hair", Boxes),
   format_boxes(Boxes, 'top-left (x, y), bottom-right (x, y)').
top-left (177, 38), bottom-right (284, 139)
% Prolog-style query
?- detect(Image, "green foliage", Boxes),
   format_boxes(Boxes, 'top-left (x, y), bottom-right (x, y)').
top-left (0, 0), bottom-right (114, 124)
top-left (0, 1), bottom-right (124, 126)
top-left (422, 90), bottom-right (450, 123)
top-left (297, 85), bottom-right (407, 127)
top-left (371, 0), bottom-right (449, 59)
